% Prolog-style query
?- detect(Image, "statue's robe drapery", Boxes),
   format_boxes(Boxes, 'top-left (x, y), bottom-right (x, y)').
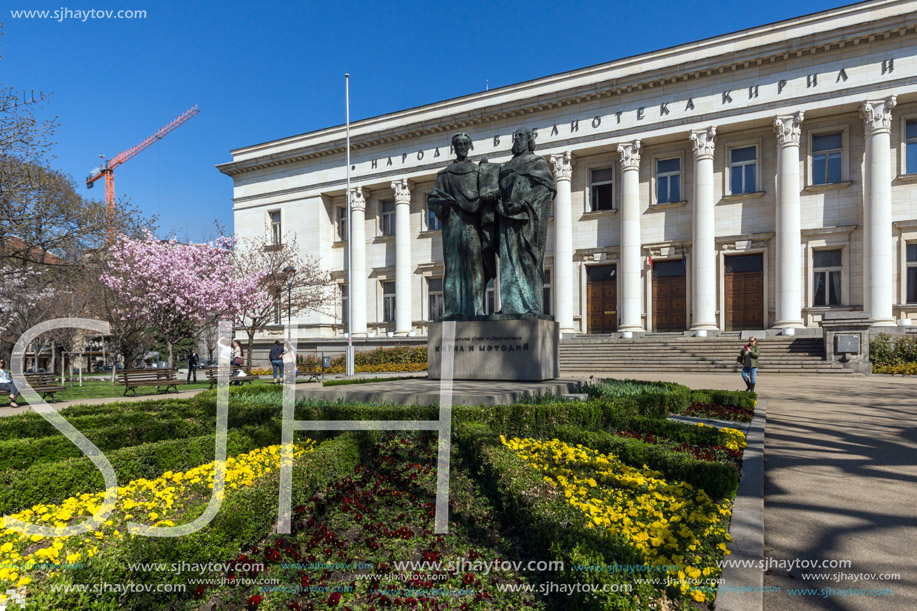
top-left (427, 161), bottom-right (496, 318)
top-left (496, 152), bottom-right (557, 315)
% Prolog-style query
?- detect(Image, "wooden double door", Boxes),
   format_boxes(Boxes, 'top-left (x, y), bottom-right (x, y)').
top-left (724, 254), bottom-right (764, 331)
top-left (652, 259), bottom-right (686, 332)
top-left (587, 265), bottom-right (617, 334)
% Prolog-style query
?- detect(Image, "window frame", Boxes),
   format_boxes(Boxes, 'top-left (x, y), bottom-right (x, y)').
top-left (339, 284), bottom-right (348, 325)
top-left (806, 127), bottom-right (848, 187)
top-left (379, 200), bottom-right (396, 237)
top-left (811, 248), bottom-right (844, 307)
top-left (336, 206), bottom-right (348, 241)
top-left (427, 277), bottom-right (444, 321)
top-left (426, 203), bottom-right (442, 232)
top-left (900, 115), bottom-right (917, 177)
top-left (588, 166), bottom-right (615, 212)
top-left (651, 153), bottom-right (684, 206)
top-left (907, 242), bottom-right (917, 304)
top-left (543, 268), bottom-right (552, 316)
top-left (726, 142), bottom-right (761, 195)
top-left (381, 280), bottom-right (396, 323)
top-left (268, 210), bottom-right (282, 246)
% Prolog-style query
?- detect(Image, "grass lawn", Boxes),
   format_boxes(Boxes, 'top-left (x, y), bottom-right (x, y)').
top-left (3, 377), bottom-right (272, 405)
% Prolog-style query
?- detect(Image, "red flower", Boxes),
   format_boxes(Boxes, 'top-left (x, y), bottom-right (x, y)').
top-left (328, 592), bottom-right (342, 606)
top-left (462, 573), bottom-right (475, 585)
top-left (247, 594), bottom-right (264, 608)
top-left (193, 585), bottom-right (205, 599)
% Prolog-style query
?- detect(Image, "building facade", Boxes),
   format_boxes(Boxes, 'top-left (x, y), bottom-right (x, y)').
top-left (219, 0), bottom-right (917, 346)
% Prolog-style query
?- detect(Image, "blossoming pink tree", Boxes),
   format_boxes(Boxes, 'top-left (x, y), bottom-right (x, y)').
top-left (101, 232), bottom-right (263, 369)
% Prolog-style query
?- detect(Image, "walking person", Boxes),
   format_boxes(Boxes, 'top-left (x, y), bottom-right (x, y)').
top-left (186, 349), bottom-right (200, 383)
top-left (0, 358), bottom-right (21, 408)
top-left (740, 336), bottom-right (760, 392)
top-left (232, 340), bottom-right (244, 367)
top-left (269, 340), bottom-right (285, 383)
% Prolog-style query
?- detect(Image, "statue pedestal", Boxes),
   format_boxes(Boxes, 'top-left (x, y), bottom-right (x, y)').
top-left (427, 319), bottom-right (559, 381)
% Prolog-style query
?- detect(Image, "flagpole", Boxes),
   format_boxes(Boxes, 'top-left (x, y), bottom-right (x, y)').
top-left (345, 74), bottom-right (355, 377)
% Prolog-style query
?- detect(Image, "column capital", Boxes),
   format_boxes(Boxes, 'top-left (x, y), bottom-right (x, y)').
top-left (349, 186), bottom-right (367, 212)
top-left (617, 140), bottom-right (641, 171)
top-left (690, 127), bottom-right (716, 160)
top-left (861, 96), bottom-right (897, 136)
top-left (549, 151), bottom-right (574, 181)
top-left (774, 111), bottom-right (805, 147)
top-left (390, 178), bottom-right (412, 204)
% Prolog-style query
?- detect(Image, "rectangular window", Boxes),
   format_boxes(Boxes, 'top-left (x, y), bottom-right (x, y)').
top-left (812, 133), bottom-right (842, 185)
top-left (813, 249), bottom-right (842, 306)
top-left (485, 279), bottom-right (495, 315)
top-left (382, 281), bottom-right (396, 323)
top-left (907, 244), bottom-right (917, 304)
top-left (656, 158), bottom-right (681, 204)
top-left (273, 291), bottom-right (282, 325)
top-left (543, 269), bottom-right (552, 316)
top-left (428, 277), bottom-right (444, 321)
top-left (906, 121), bottom-right (917, 175)
top-left (337, 207), bottom-right (347, 241)
top-left (730, 146), bottom-right (757, 195)
top-left (270, 211), bottom-right (282, 245)
top-left (427, 206), bottom-right (442, 231)
top-left (590, 168), bottom-right (614, 211)
top-left (380, 201), bottom-right (395, 236)
top-left (340, 285), bottom-right (348, 324)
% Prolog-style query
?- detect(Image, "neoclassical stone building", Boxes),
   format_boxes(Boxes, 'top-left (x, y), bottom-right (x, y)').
top-left (219, 0), bottom-right (917, 346)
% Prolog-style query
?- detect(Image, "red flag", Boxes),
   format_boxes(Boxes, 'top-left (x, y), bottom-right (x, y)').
top-left (648, 255), bottom-right (653, 269)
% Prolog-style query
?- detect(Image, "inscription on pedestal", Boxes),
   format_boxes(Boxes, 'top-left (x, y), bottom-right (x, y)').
top-left (428, 319), bottom-right (559, 381)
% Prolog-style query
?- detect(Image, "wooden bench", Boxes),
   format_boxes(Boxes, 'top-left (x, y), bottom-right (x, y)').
top-left (298, 362), bottom-right (322, 383)
top-left (204, 366), bottom-right (259, 389)
top-left (24, 373), bottom-right (67, 402)
top-left (120, 369), bottom-right (184, 396)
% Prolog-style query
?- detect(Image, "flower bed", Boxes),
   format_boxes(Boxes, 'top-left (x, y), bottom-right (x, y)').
top-left (0, 441), bottom-right (316, 606)
top-left (682, 402), bottom-right (755, 423)
top-left (502, 436), bottom-right (733, 604)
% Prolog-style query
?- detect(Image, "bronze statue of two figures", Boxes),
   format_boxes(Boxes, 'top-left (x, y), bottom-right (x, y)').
top-left (427, 128), bottom-right (556, 320)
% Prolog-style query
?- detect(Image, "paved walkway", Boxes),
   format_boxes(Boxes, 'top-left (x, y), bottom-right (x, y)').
top-left (569, 370), bottom-right (917, 611)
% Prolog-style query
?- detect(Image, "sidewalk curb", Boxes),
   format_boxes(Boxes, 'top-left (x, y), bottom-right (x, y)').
top-left (713, 399), bottom-right (766, 611)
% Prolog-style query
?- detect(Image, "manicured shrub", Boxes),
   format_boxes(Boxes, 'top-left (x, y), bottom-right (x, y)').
top-left (0, 425), bottom-right (283, 515)
top-left (873, 362), bottom-right (917, 375)
top-left (686, 389), bottom-right (757, 410)
top-left (321, 374), bottom-right (426, 387)
top-left (581, 378), bottom-right (691, 415)
top-left (454, 423), bottom-right (658, 610)
top-left (870, 333), bottom-right (917, 371)
top-left (28, 435), bottom-right (362, 611)
top-left (298, 346), bottom-right (428, 373)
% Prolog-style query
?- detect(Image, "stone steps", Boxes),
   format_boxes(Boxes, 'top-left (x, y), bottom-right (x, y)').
top-left (558, 335), bottom-right (853, 374)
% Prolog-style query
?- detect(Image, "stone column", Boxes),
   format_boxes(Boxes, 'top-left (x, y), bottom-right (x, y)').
top-left (774, 111), bottom-right (805, 328)
top-left (617, 140), bottom-right (644, 331)
top-left (391, 178), bottom-right (413, 336)
top-left (861, 96), bottom-right (897, 325)
top-left (690, 127), bottom-right (718, 330)
top-left (550, 151), bottom-right (575, 333)
top-left (349, 186), bottom-right (368, 336)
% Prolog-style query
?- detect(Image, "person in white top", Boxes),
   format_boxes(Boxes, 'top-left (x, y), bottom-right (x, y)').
top-left (0, 358), bottom-right (21, 408)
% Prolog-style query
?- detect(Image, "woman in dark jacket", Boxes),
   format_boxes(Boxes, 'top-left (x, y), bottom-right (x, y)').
top-left (740, 337), bottom-right (760, 392)
top-left (269, 340), bottom-right (285, 383)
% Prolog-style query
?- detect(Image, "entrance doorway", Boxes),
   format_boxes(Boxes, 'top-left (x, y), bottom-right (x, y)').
top-left (652, 259), bottom-right (686, 332)
top-left (724, 253), bottom-right (764, 331)
top-left (586, 264), bottom-right (617, 334)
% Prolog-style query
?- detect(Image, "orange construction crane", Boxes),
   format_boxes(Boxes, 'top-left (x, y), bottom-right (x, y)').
top-left (87, 104), bottom-right (200, 238)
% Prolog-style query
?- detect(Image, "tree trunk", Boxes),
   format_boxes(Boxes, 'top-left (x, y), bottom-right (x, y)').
top-left (167, 341), bottom-right (174, 369)
top-left (246, 332), bottom-right (255, 372)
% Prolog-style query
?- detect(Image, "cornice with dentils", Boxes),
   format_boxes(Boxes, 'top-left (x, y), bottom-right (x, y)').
top-left (217, 1), bottom-right (917, 178)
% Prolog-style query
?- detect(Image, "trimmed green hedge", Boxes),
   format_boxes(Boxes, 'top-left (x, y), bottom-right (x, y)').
top-left (454, 423), bottom-right (658, 611)
top-left (687, 389), bottom-right (756, 409)
top-left (582, 379), bottom-right (691, 415)
top-left (26, 435), bottom-right (362, 611)
top-left (548, 425), bottom-right (739, 499)
top-left (0, 424), bottom-right (284, 515)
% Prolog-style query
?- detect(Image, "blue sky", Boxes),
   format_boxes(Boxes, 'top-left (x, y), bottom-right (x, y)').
top-left (3, 0), bottom-right (855, 240)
